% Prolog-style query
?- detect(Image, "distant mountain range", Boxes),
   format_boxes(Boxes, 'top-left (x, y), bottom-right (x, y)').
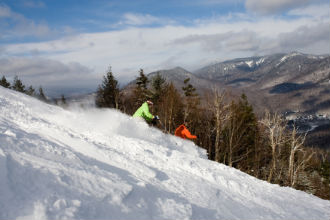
top-left (137, 52), bottom-right (330, 116)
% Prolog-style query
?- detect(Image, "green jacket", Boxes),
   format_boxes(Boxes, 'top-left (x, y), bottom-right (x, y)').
top-left (133, 102), bottom-right (154, 122)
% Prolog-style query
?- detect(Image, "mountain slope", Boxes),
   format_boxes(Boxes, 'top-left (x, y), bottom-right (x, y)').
top-left (147, 67), bottom-right (219, 92)
top-left (122, 52), bottom-right (329, 115)
top-left (0, 86), bottom-right (330, 220)
top-left (194, 52), bottom-right (330, 114)
top-left (123, 67), bottom-right (223, 96)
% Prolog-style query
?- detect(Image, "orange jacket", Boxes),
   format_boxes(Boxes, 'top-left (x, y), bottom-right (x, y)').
top-left (174, 124), bottom-right (197, 139)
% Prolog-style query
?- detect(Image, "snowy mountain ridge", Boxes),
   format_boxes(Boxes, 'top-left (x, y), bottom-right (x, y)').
top-left (0, 86), bottom-right (330, 220)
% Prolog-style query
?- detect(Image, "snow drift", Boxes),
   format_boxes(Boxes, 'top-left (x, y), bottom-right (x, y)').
top-left (0, 86), bottom-right (329, 220)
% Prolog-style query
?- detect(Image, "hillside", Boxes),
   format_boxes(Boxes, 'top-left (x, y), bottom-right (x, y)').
top-left (0, 86), bottom-right (330, 219)
top-left (119, 52), bottom-right (329, 149)
top-left (195, 52), bottom-right (330, 115)
top-left (147, 67), bottom-right (223, 94)
top-left (125, 52), bottom-right (329, 116)
top-left (122, 67), bottom-right (225, 98)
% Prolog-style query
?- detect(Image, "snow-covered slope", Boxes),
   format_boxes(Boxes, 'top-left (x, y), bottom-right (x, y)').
top-left (0, 87), bottom-right (329, 220)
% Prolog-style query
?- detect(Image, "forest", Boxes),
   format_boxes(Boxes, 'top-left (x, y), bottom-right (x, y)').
top-left (1, 70), bottom-right (329, 200)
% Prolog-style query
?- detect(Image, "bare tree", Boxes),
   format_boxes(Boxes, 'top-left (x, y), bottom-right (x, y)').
top-left (211, 88), bottom-right (229, 163)
top-left (293, 149), bottom-right (315, 187)
top-left (226, 112), bottom-right (249, 167)
top-left (158, 83), bottom-right (183, 133)
top-left (288, 126), bottom-right (316, 187)
top-left (260, 111), bottom-right (287, 182)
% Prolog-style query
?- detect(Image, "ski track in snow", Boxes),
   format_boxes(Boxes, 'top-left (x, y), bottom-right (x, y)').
top-left (0, 86), bottom-right (330, 220)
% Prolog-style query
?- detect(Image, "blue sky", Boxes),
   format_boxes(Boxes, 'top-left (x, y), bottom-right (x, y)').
top-left (0, 0), bottom-right (329, 96)
top-left (1, 0), bottom-right (245, 43)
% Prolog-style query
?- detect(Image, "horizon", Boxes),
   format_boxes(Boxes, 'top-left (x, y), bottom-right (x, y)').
top-left (1, 0), bottom-right (329, 96)
top-left (2, 50), bottom-right (329, 97)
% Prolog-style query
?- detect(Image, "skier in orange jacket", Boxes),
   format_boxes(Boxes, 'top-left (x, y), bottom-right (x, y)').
top-left (174, 124), bottom-right (197, 139)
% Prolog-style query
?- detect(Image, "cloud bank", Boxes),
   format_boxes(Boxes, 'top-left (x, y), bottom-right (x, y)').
top-left (245, 0), bottom-right (311, 14)
top-left (0, 1), bottom-right (329, 96)
top-left (0, 57), bottom-right (98, 96)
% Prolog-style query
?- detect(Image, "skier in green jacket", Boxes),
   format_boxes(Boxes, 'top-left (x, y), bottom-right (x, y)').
top-left (133, 100), bottom-right (158, 123)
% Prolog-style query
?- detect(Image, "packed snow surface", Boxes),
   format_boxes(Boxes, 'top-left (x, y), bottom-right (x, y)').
top-left (0, 86), bottom-right (329, 220)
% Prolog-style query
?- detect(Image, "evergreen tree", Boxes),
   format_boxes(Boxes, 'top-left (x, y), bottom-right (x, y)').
top-left (25, 85), bottom-right (35, 96)
top-left (182, 78), bottom-right (199, 124)
top-left (221, 94), bottom-right (258, 169)
top-left (0, 76), bottom-right (10, 88)
top-left (235, 94), bottom-right (259, 171)
top-left (61, 94), bottom-right (66, 104)
top-left (151, 72), bottom-right (167, 113)
top-left (12, 76), bottom-right (25, 93)
top-left (61, 94), bottom-right (67, 106)
top-left (38, 86), bottom-right (47, 102)
top-left (133, 69), bottom-right (151, 107)
top-left (151, 73), bottom-right (166, 102)
top-left (95, 67), bottom-right (120, 108)
top-left (182, 78), bottom-right (197, 97)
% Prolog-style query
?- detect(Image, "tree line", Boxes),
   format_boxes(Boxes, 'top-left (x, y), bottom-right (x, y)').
top-left (0, 75), bottom-right (48, 102)
top-left (0, 75), bottom-right (69, 106)
top-left (95, 67), bottom-right (330, 200)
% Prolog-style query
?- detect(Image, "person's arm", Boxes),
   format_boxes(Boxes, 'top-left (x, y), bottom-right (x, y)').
top-left (183, 128), bottom-right (197, 139)
top-left (142, 103), bottom-right (154, 121)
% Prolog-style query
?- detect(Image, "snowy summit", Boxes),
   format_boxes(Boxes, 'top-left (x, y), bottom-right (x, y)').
top-left (0, 86), bottom-right (329, 220)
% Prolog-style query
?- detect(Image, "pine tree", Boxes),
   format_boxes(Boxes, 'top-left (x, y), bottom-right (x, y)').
top-left (151, 72), bottom-right (167, 113)
top-left (182, 78), bottom-right (197, 97)
top-left (133, 69), bottom-right (151, 107)
top-left (61, 94), bottom-right (67, 106)
top-left (95, 67), bottom-right (120, 108)
top-left (12, 76), bottom-right (25, 93)
top-left (182, 78), bottom-right (199, 124)
top-left (151, 73), bottom-right (166, 101)
top-left (0, 76), bottom-right (11, 88)
top-left (235, 94), bottom-right (259, 171)
top-left (221, 94), bottom-right (258, 168)
top-left (38, 86), bottom-right (47, 102)
top-left (25, 85), bottom-right (35, 96)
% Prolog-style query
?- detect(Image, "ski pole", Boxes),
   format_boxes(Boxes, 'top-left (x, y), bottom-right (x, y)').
top-left (157, 118), bottom-right (167, 133)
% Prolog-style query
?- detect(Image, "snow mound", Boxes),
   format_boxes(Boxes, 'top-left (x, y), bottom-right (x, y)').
top-left (0, 86), bottom-right (329, 220)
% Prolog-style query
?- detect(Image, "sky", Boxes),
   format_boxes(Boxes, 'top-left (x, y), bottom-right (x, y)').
top-left (0, 0), bottom-right (329, 96)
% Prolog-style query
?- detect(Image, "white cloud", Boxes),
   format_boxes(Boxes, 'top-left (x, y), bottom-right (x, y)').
top-left (277, 22), bottom-right (330, 52)
top-left (114, 13), bottom-right (175, 27)
top-left (122, 13), bottom-right (160, 25)
top-left (0, 57), bottom-right (98, 93)
top-left (1, 5), bottom-right (329, 93)
top-left (0, 4), bottom-right (51, 39)
top-left (288, 3), bottom-right (330, 18)
top-left (186, 0), bottom-right (243, 6)
top-left (20, 0), bottom-right (46, 8)
top-left (245, 0), bottom-right (311, 14)
top-left (0, 4), bottom-right (11, 17)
